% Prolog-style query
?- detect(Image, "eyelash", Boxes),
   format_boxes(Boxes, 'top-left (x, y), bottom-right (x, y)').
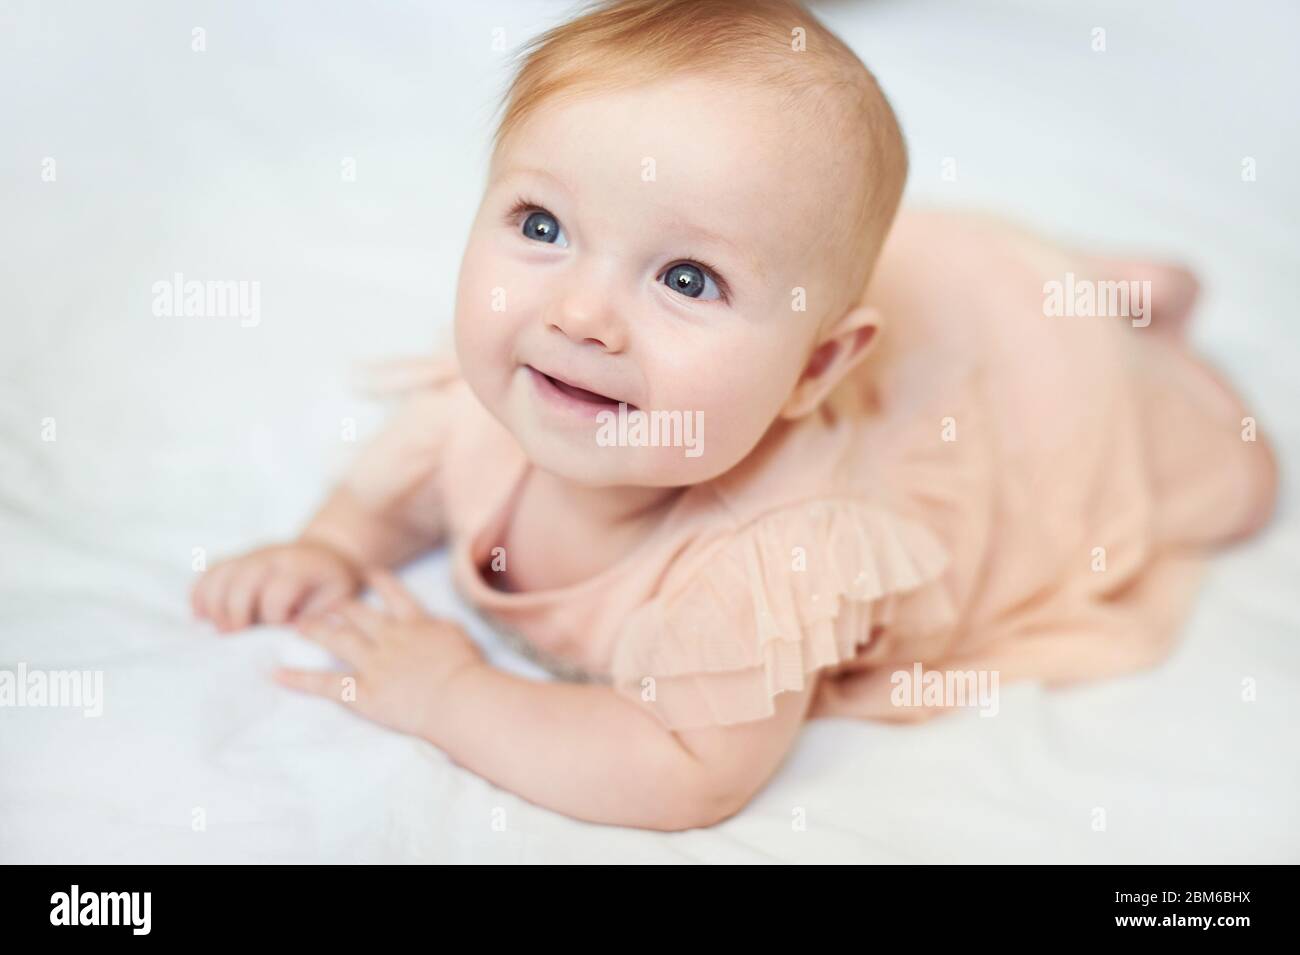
top-left (503, 194), bottom-right (732, 304)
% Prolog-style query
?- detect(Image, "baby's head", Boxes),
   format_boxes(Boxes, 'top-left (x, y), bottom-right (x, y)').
top-left (454, 0), bottom-right (907, 486)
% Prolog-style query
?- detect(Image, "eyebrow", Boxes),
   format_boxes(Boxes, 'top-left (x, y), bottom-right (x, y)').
top-left (493, 166), bottom-right (766, 284)
top-left (494, 166), bottom-right (574, 195)
top-left (669, 220), bottom-right (765, 284)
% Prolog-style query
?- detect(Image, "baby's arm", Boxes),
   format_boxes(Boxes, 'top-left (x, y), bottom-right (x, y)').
top-left (434, 665), bottom-right (815, 830)
top-left (298, 481), bottom-right (442, 571)
top-left (282, 573), bottom-right (814, 829)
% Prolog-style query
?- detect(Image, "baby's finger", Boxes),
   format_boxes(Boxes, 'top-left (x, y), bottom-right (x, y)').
top-left (225, 563), bottom-right (272, 631)
top-left (367, 569), bottom-right (423, 621)
top-left (272, 667), bottom-right (353, 702)
top-left (297, 614), bottom-right (370, 667)
top-left (337, 600), bottom-right (386, 637)
top-left (188, 572), bottom-right (208, 618)
top-left (259, 574), bottom-right (306, 625)
top-left (297, 579), bottom-right (352, 620)
top-left (196, 561), bottom-right (237, 626)
top-left (189, 574), bottom-right (209, 619)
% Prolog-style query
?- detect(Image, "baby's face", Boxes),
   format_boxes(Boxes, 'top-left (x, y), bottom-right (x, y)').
top-left (455, 75), bottom-right (850, 486)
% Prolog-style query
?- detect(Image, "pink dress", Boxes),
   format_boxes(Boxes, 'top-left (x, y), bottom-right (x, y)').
top-left (344, 211), bottom-right (1276, 731)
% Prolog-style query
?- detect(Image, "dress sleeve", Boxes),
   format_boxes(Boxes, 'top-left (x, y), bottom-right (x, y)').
top-left (338, 353), bottom-right (462, 536)
top-left (609, 499), bottom-right (958, 731)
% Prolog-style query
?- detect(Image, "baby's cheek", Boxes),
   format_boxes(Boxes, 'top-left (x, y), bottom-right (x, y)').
top-left (647, 353), bottom-right (785, 472)
top-left (455, 257), bottom-right (525, 370)
top-left (654, 397), bottom-right (770, 482)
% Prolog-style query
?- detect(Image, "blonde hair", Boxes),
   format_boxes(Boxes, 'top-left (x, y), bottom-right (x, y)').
top-left (491, 0), bottom-right (908, 315)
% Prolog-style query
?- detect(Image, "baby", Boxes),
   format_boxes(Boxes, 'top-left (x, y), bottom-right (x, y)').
top-left (190, 0), bottom-right (1277, 830)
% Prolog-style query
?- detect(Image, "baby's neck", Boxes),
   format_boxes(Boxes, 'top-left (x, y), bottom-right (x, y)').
top-left (526, 467), bottom-right (681, 531)
top-left (490, 468), bottom-right (684, 594)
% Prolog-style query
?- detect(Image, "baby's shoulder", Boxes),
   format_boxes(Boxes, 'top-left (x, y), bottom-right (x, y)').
top-left (611, 468), bottom-right (960, 733)
top-left (708, 361), bottom-right (987, 525)
top-left (607, 370), bottom-right (993, 731)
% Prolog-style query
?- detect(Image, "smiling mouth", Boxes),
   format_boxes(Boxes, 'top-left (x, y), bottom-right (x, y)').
top-left (527, 366), bottom-right (634, 410)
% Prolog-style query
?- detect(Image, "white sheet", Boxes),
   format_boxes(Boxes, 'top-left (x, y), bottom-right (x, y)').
top-left (2, 0), bottom-right (1297, 863)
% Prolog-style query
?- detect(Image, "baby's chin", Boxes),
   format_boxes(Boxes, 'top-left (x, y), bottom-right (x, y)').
top-left (487, 370), bottom-right (740, 486)
top-left (516, 430), bottom-right (723, 489)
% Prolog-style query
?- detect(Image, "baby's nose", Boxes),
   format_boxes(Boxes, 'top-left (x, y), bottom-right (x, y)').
top-left (545, 294), bottom-right (626, 352)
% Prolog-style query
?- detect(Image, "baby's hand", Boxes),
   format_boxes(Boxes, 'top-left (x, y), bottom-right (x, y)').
top-left (274, 570), bottom-right (484, 740)
top-left (191, 540), bottom-right (362, 632)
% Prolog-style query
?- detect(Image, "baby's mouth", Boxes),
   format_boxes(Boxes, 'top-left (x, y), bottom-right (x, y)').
top-left (528, 365), bottom-right (634, 410)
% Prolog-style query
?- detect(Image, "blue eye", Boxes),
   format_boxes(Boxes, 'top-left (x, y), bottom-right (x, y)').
top-left (521, 210), bottom-right (567, 247)
top-left (662, 263), bottom-right (722, 301)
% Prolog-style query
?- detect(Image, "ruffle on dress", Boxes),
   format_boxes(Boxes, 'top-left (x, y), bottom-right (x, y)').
top-left (610, 498), bottom-right (959, 731)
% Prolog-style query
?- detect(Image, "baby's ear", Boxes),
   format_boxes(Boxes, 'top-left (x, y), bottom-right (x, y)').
top-left (779, 305), bottom-right (881, 420)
